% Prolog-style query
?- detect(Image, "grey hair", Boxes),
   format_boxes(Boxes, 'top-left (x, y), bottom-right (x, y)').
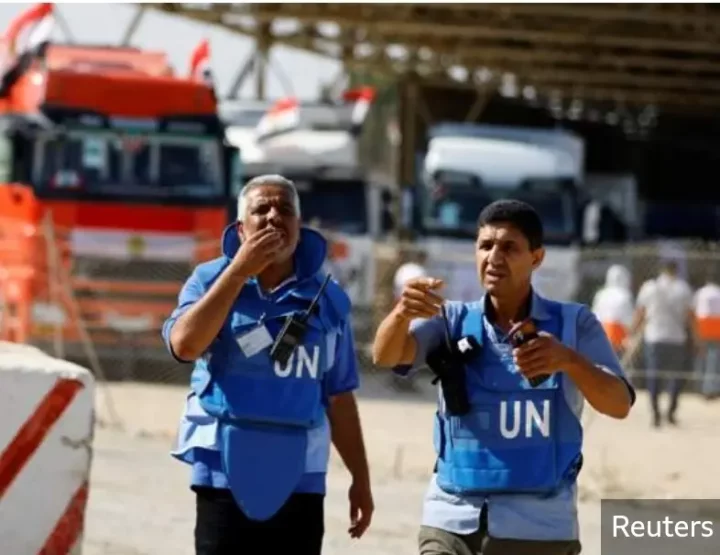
top-left (236, 174), bottom-right (302, 222)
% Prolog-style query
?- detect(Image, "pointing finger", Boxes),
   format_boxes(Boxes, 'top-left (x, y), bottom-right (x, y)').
top-left (412, 277), bottom-right (444, 290)
top-left (404, 287), bottom-right (443, 305)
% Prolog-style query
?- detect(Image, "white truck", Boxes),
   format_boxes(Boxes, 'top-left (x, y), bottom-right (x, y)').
top-left (415, 123), bottom-right (587, 302)
top-left (220, 98), bottom-right (382, 320)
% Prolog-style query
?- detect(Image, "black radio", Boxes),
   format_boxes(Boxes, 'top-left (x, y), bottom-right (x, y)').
top-left (269, 273), bottom-right (332, 367)
top-left (425, 305), bottom-right (481, 416)
top-left (507, 318), bottom-right (549, 387)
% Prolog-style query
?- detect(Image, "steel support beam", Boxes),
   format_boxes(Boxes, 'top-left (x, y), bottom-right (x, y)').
top-left (145, 3), bottom-right (720, 113)
top-left (120, 6), bottom-right (146, 46)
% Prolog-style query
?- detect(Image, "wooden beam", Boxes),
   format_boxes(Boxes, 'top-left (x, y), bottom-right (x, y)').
top-left (475, 4), bottom-right (720, 30)
top-left (560, 70), bottom-right (720, 94)
top-left (225, 4), bottom-right (720, 55)
top-left (346, 55), bottom-right (720, 111)
top-left (533, 84), bottom-right (720, 111)
top-left (459, 65), bottom-right (720, 94)
top-left (152, 3), bottom-right (720, 78)
top-left (147, 4), bottom-right (720, 67)
top-left (345, 47), bottom-right (720, 94)
top-left (360, 40), bottom-right (720, 77)
top-left (145, 3), bottom-right (720, 111)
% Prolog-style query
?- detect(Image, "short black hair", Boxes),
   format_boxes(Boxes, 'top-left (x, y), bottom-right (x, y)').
top-left (477, 199), bottom-right (544, 250)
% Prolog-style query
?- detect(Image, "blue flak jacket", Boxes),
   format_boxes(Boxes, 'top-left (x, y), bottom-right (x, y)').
top-left (434, 300), bottom-right (583, 497)
top-left (162, 224), bottom-right (353, 521)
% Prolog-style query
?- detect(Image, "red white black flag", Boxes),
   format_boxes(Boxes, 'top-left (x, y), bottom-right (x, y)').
top-left (2, 2), bottom-right (54, 61)
top-left (255, 97), bottom-right (301, 143)
top-left (188, 38), bottom-right (214, 89)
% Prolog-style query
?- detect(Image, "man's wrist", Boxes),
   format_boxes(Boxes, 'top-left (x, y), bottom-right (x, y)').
top-left (350, 467), bottom-right (371, 486)
top-left (390, 306), bottom-right (412, 325)
top-left (224, 269), bottom-right (250, 288)
top-left (563, 348), bottom-right (591, 378)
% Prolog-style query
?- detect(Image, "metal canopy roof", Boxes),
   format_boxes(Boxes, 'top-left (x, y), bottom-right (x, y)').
top-left (147, 3), bottom-right (720, 114)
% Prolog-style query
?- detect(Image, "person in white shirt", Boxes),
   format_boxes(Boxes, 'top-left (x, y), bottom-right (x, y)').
top-left (591, 264), bottom-right (634, 355)
top-left (693, 266), bottom-right (720, 399)
top-left (631, 260), bottom-right (695, 427)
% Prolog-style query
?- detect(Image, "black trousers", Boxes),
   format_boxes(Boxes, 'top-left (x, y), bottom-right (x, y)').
top-left (194, 486), bottom-right (324, 555)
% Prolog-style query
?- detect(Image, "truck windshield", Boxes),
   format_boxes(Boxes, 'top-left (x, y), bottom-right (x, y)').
top-left (291, 177), bottom-right (369, 235)
top-left (421, 171), bottom-right (577, 244)
top-left (34, 129), bottom-right (224, 199)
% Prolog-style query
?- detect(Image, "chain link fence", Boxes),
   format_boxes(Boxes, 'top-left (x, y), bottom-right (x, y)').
top-left (3, 213), bottom-right (720, 555)
top-left (2, 211), bottom-right (719, 430)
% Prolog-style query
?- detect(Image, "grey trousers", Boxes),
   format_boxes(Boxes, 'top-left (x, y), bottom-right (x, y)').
top-left (418, 508), bottom-right (581, 555)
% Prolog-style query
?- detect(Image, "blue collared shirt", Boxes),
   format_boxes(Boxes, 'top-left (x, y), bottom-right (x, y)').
top-left (162, 272), bottom-right (360, 495)
top-left (409, 292), bottom-right (635, 540)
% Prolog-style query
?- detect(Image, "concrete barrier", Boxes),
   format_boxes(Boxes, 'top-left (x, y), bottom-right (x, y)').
top-left (0, 342), bottom-right (95, 555)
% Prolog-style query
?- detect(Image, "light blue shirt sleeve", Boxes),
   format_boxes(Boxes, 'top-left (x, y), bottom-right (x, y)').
top-left (161, 269), bottom-right (205, 363)
top-left (324, 318), bottom-right (360, 396)
top-left (409, 316), bottom-right (445, 368)
top-left (575, 304), bottom-right (636, 405)
top-left (402, 301), bottom-right (466, 372)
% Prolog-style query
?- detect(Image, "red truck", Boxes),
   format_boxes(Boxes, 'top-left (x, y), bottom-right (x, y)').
top-left (0, 4), bottom-right (239, 373)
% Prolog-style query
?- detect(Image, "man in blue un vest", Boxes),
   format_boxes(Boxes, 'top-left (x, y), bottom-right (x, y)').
top-left (373, 200), bottom-right (635, 555)
top-left (163, 174), bottom-right (374, 555)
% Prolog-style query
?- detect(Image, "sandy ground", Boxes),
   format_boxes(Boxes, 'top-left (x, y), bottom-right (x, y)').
top-left (82, 374), bottom-right (720, 555)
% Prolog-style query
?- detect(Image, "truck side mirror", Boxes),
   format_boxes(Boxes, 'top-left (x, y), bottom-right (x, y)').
top-left (379, 187), bottom-right (396, 234)
top-left (223, 144), bottom-right (243, 196)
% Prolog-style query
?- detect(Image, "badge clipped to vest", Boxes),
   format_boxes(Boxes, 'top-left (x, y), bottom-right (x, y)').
top-left (507, 318), bottom-right (550, 387)
top-left (269, 273), bottom-right (332, 367)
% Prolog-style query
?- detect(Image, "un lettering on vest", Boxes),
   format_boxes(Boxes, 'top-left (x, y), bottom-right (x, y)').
top-left (273, 345), bottom-right (320, 379)
top-left (499, 399), bottom-right (551, 439)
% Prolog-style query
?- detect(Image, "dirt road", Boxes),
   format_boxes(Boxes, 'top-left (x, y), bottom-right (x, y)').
top-left (82, 377), bottom-right (720, 554)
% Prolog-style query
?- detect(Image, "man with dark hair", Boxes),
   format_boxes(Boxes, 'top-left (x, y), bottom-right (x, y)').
top-left (478, 199), bottom-right (545, 250)
top-left (372, 199), bottom-right (634, 555)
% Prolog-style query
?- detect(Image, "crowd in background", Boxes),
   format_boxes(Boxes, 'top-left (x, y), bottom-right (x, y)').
top-left (591, 260), bottom-right (720, 428)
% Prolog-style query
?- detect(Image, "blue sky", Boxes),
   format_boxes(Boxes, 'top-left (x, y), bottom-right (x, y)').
top-left (0, 2), bottom-right (340, 101)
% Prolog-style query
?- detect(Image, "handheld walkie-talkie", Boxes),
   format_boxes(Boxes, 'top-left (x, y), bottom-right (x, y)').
top-left (507, 318), bottom-right (549, 387)
top-left (269, 273), bottom-right (332, 367)
top-left (426, 304), bottom-right (450, 389)
top-left (424, 303), bottom-right (475, 416)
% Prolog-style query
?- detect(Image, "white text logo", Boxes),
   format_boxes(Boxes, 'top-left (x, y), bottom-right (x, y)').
top-left (274, 345), bottom-right (320, 379)
top-left (499, 400), bottom-right (551, 439)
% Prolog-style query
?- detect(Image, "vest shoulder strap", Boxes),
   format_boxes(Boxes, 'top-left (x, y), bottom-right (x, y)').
top-left (459, 301), bottom-right (484, 347)
top-left (317, 274), bottom-right (352, 327)
top-left (457, 296), bottom-right (582, 349)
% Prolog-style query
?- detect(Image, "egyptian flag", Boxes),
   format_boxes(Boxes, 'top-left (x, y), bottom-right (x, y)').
top-left (255, 97), bottom-right (300, 143)
top-left (2, 2), bottom-right (54, 62)
top-left (255, 86), bottom-right (376, 143)
top-left (342, 86), bottom-right (376, 135)
top-left (188, 38), bottom-right (215, 94)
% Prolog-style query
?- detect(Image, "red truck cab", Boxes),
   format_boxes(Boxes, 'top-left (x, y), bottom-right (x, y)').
top-left (0, 35), bottom-right (240, 371)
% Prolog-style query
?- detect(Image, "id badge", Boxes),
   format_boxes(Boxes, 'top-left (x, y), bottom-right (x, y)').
top-left (236, 325), bottom-right (273, 358)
